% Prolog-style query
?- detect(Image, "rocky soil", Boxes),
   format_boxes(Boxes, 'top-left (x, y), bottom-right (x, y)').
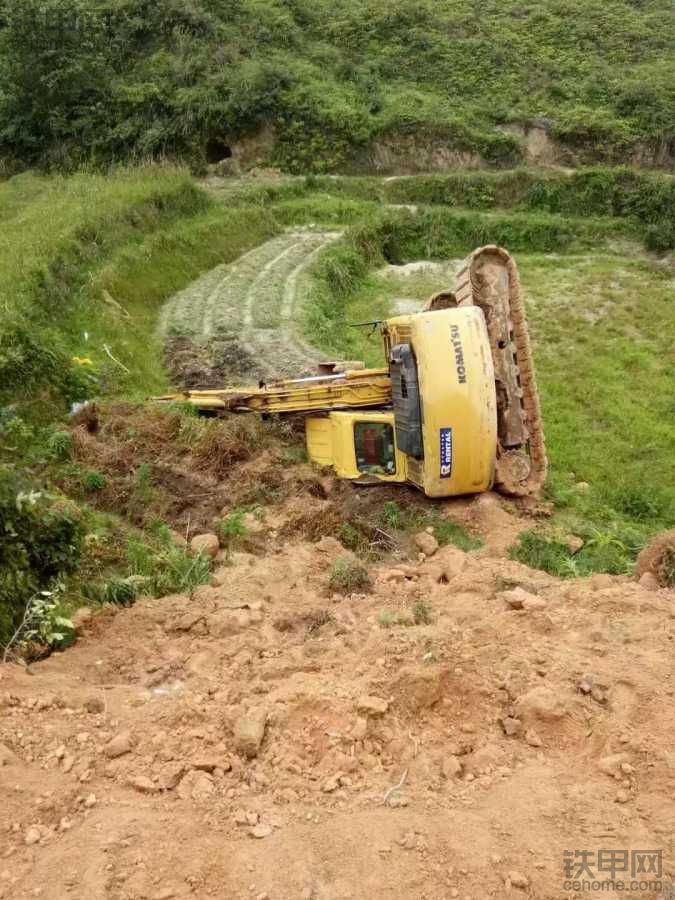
top-left (1, 491), bottom-right (674, 900)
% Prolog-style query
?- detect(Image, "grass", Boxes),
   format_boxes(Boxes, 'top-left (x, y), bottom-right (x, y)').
top-left (0, 167), bottom-right (279, 410)
top-left (328, 557), bottom-right (372, 594)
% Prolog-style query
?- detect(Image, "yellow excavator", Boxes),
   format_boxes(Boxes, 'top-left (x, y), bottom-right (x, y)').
top-left (155, 246), bottom-right (547, 498)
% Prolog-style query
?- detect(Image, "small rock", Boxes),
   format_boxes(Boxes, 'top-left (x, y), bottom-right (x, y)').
top-left (24, 826), bottom-right (41, 846)
top-left (525, 729), bottom-right (543, 748)
top-left (83, 696), bottom-right (104, 714)
top-left (414, 532), bottom-right (439, 558)
top-left (500, 716), bottom-right (522, 737)
top-left (499, 587), bottom-right (542, 610)
top-left (234, 708), bottom-right (268, 758)
top-left (356, 695), bottom-right (389, 717)
top-left (322, 775), bottom-right (340, 793)
top-left (615, 789), bottom-right (630, 804)
top-left (598, 753), bottom-right (630, 778)
top-left (508, 871), bottom-right (529, 890)
top-left (441, 755), bottom-right (463, 778)
top-left (516, 687), bottom-right (566, 723)
top-left (61, 754), bottom-right (75, 774)
top-left (0, 743), bottom-right (17, 766)
top-left (398, 830), bottom-right (417, 850)
top-left (158, 763), bottom-right (185, 791)
top-left (351, 717), bottom-right (368, 740)
top-left (249, 824), bottom-right (273, 839)
top-left (190, 533), bottom-right (220, 558)
top-left (575, 481), bottom-right (590, 493)
top-left (104, 730), bottom-right (133, 759)
top-left (84, 794), bottom-right (97, 808)
top-left (565, 534), bottom-right (584, 554)
top-left (128, 775), bottom-right (159, 794)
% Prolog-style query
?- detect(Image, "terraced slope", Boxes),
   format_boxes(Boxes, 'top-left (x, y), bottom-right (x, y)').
top-left (160, 230), bottom-right (342, 382)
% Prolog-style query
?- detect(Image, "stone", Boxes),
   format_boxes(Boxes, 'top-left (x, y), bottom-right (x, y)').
top-left (249, 824), bottom-right (273, 839)
top-left (525, 729), bottom-right (543, 748)
top-left (158, 763), bottom-right (186, 791)
top-left (128, 775), bottom-right (159, 794)
top-left (104, 731), bottom-right (133, 759)
top-left (441, 755), bottom-right (463, 778)
top-left (615, 790), bottom-right (630, 804)
top-left (437, 546), bottom-right (467, 581)
top-left (598, 753), bottom-right (630, 778)
top-left (356, 696), bottom-right (389, 717)
top-left (234, 708), bottom-right (268, 758)
top-left (24, 826), bottom-right (41, 846)
top-left (575, 481), bottom-right (590, 493)
top-left (508, 872), bottom-right (529, 890)
top-left (190, 533), bottom-right (220, 558)
top-left (394, 667), bottom-right (443, 711)
top-left (499, 716), bottom-right (522, 737)
top-left (414, 532), bottom-right (439, 557)
top-left (565, 534), bottom-right (584, 554)
top-left (191, 756), bottom-right (231, 773)
top-left (516, 687), bottom-right (566, 724)
top-left (499, 587), bottom-right (541, 610)
top-left (0, 743), bottom-right (17, 766)
top-left (351, 717), bottom-right (368, 740)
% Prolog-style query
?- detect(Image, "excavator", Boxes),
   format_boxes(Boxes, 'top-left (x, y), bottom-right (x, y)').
top-left (155, 246), bottom-right (547, 499)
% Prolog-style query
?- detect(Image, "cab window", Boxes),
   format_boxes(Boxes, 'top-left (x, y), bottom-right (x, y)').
top-left (354, 422), bottom-right (396, 475)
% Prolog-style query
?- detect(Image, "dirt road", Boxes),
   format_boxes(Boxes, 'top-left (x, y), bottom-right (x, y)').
top-left (1, 488), bottom-right (674, 899)
top-left (160, 231), bottom-right (341, 383)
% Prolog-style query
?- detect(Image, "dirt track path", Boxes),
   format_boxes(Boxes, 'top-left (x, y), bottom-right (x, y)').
top-left (160, 231), bottom-right (341, 381)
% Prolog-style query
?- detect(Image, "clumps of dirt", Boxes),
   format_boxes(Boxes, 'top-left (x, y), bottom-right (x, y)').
top-left (164, 335), bottom-right (257, 389)
top-left (635, 528), bottom-right (675, 588)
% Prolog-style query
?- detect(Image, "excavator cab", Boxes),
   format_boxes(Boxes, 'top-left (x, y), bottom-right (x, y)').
top-left (305, 305), bottom-right (499, 497)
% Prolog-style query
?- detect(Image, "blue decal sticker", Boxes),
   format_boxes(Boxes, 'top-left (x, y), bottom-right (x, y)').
top-left (440, 427), bottom-right (453, 478)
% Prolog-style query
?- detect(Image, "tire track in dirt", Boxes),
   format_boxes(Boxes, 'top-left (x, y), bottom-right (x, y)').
top-left (160, 230), bottom-right (341, 383)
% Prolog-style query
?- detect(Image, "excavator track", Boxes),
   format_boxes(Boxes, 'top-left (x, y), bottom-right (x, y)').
top-left (453, 245), bottom-right (547, 496)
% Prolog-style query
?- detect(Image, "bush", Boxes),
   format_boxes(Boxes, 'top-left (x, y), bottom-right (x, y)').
top-left (126, 530), bottom-right (211, 597)
top-left (0, 469), bottom-right (84, 646)
top-left (328, 556), bottom-right (372, 594)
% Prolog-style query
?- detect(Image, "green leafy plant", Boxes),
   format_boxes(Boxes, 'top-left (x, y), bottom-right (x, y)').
top-left (378, 609), bottom-right (396, 628)
top-left (82, 469), bottom-right (106, 492)
top-left (126, 532), bottom-right (211, 597)
top-left (328, 556), bottom-right (372, 594)
top-left (217, 509), bottom-right (248, 551)
top-left (413, 599), bottom-right (432, 625)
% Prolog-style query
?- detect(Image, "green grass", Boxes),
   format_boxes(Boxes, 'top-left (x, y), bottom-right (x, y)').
top-left (0, 167), bottom-right (280, 409)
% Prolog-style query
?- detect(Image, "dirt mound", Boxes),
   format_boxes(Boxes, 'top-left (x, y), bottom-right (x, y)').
top-left (2, 528), bottom-right (674, 898)
top-left (635, 528), bottom-right (675, 588)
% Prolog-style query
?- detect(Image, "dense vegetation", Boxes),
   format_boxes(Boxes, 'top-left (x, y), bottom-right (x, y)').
top-left (0, 0), bottom-right (673, 172)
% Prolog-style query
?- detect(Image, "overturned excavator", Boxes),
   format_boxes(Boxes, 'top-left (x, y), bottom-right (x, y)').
top-left (155, 246), bottom-right (547, 499)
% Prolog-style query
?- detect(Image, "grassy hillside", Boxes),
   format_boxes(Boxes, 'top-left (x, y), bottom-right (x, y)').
top-left (0, 0), bottom-right (673, 172)
top-left (0, 168), bottom-right (279, 412)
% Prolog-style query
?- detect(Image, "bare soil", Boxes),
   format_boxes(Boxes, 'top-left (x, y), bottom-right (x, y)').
top-left (1, 486), bottom-right (674, 899)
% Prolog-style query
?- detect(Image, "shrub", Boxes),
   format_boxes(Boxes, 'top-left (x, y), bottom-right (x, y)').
top-left (82, 469), bottom-right (107, 492)
top-left (0, 470), bottom-right (84, 646)
top-left (328, 556), bottom-right (372, 594)
top-left (412, 599), bottom-right (432, 625)
top-left (217, 509), bottom-right (248, 550)
top-left (126, 531), bottom-right (211, 597)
